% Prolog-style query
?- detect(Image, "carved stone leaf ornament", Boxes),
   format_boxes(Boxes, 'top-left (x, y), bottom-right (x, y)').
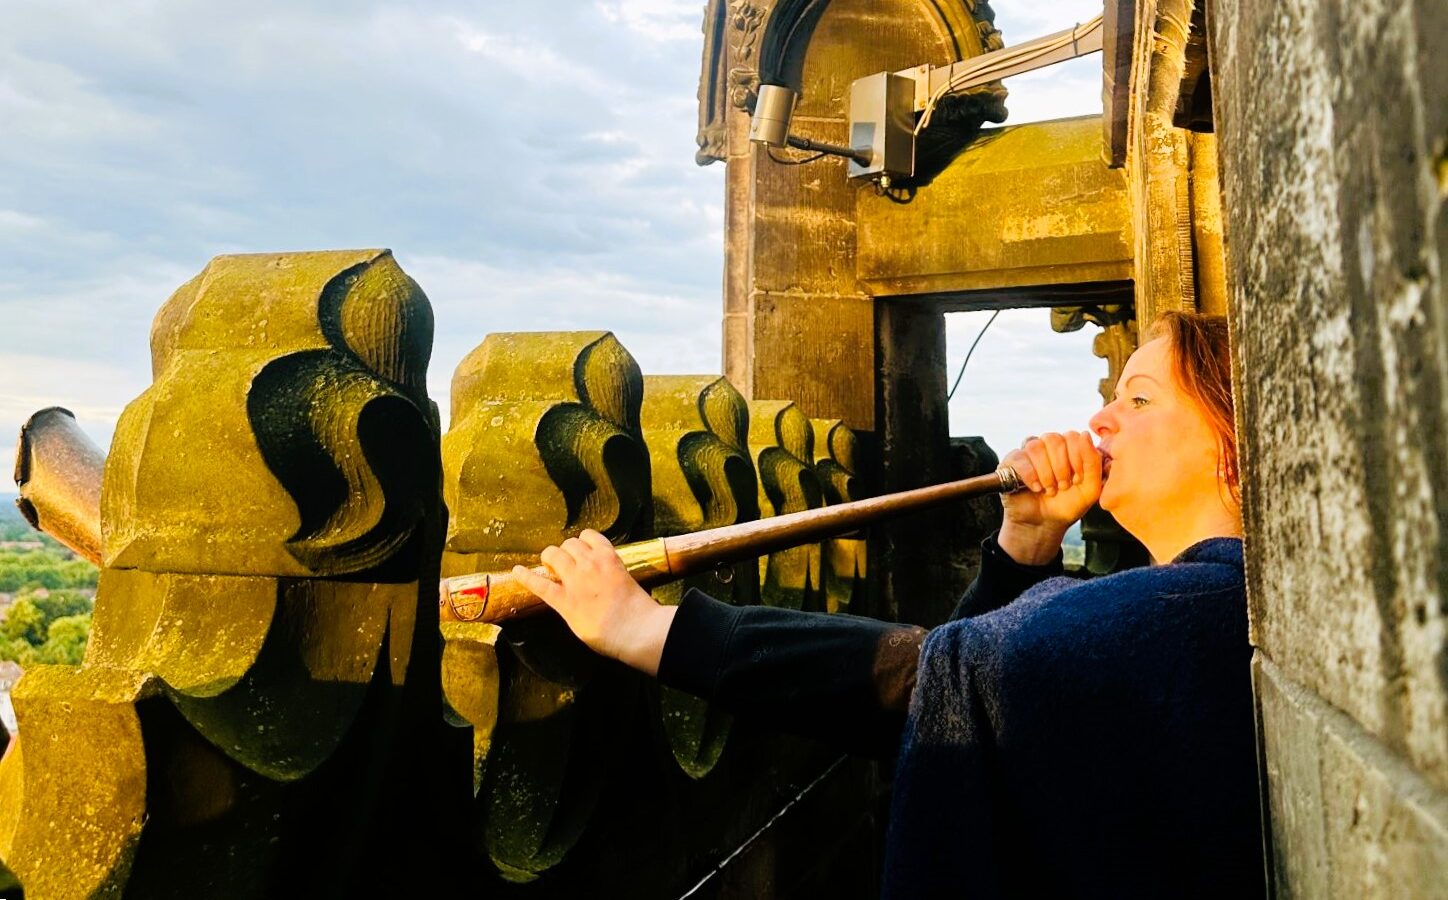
top-left (748, 400), bottom-right (826, 611)
top-left (811, 418), bottom-right (867, 615)
top-left (0, 250), bottom-right (451, 897)
top-left (1051, 303), bottom-right (1139, 405)
top-left (641, 375), bottom-right (761, 778)
top-left (439, 331), bottom-right (653, 882)
top-left (727, 0), bottom-right (765, 111)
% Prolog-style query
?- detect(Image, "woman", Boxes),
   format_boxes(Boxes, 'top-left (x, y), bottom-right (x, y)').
top-left (514, 313), bottom-right (1263, 898)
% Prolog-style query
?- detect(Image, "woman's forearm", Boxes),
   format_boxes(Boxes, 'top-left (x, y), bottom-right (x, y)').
top-left (614, 602), bottom-right (677, 676)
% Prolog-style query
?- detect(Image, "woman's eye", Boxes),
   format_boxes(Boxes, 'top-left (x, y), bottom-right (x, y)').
top-left (1130, 396), bottom-right (1150, 408)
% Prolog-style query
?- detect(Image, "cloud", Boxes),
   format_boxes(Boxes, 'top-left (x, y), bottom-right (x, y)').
top-left (594, 0), bottom-right (702, 42)
top-left (0, 353), bottom-right (140, 463)
top-left (1, 0), bottom-right (1108, 480)
top-left (990, 0), bottom-right (1106, 43)
top-left (405, 252), bottom-right (721, 427)
top-left (999, 56), bottom-right (1103, 125)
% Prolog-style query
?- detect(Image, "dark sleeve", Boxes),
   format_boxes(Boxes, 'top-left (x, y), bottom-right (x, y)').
top-left (657, 589), bottom-right (927, 761)
top-left (949, 532), bottom-right (1066, 621)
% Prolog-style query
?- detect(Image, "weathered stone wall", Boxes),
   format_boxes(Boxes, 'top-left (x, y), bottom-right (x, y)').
top-left (1211, 0), bottom-right (1448, 893)
top-left (721, 0), bottom-right (987, 429)
top-left (710, 0), bottom-right (1010, 626)
top-left (1126, 0), bottom-right (1199, 324)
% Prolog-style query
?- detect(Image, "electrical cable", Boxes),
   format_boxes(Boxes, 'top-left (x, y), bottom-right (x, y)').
top-left (916, 16), bottom-right (1103, 135)
top-left (946, 309), bottom-right (1001, 401)
top-left (767, 146), bottom-right (829, 166)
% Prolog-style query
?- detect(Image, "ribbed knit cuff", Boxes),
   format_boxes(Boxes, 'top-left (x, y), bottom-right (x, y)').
top-left (979, 531), bottom-right (1064, 594)
top-left (656, 588), bottom-right (744, 700)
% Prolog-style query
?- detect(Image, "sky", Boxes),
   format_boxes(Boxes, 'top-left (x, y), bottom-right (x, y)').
top-left (0, 0), bottom-right (1108, 472)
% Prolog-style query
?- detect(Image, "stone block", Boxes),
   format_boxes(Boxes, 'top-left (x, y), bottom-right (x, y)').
top-left (857, 117), bottom-right (1134, 297)
top-left (748, 292), bottom-right (877, 430)
top-left (751, 136), bottom-right (859, 298)
top-left (1256, 655), bottom-right (1448, 898)
top-left (0, 667), bottom-right (152, 898)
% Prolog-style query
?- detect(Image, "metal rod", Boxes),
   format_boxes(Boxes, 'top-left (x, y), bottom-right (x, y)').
top-left (785, 135), bottom-right (873, 167)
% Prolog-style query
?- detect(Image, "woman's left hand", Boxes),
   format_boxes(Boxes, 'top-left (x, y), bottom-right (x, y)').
top-left (998, 431), bottom-right (1103, 564)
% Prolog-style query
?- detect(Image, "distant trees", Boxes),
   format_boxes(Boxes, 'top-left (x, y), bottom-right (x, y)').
top-left (0, 506), bottom-right (98, 592)
top-left (0, 519), bottom-right (54, 543)
top-left (0, 504), bottom-right (98, 667)
top-left (0, 548), bottom-right (97, 592)
top-left (0, 589), bottom-right (94, 666)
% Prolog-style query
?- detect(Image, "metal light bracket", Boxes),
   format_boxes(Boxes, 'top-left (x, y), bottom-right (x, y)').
top-left (749, 16), bottom-right (1105, 186)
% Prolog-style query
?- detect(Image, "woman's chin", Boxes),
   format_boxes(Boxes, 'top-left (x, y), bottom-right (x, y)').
top-left (1098, 481), bottom-right (1121, 512)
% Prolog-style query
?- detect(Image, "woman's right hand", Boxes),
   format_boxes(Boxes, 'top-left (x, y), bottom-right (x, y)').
top-left (998, 431), bottom-right (1102, 565)
top-left (512, 529), bottom-right (676, 676)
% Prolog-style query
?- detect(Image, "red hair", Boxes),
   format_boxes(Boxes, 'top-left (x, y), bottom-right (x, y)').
top-left (1148, 312), bottom-right (1239, 501)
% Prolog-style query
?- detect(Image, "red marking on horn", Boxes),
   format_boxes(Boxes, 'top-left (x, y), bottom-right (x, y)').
top-left (458, 583), bottom-right (490, 603)
top-left (446, 576), bottom-right (492, 621)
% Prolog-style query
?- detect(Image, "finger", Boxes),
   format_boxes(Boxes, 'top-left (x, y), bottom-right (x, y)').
top-left (559, 537), bottom-right (588, 564)
top-left (1040, 433), bottom-right (1072, 491)
top-left (540, 545), bottom-right (577, 580)
top-left (579, 529), bottom-right (613, 553)
top-left (1022, 438), bottom-right (1058, 496)
top-left (1064, 431), bottom-right (1086, 486)
top-left (1074, 431), bottom-right (1103, 490)
top-left (1003, 447), bottom-right (1044, 493)
top-left (513, 565), bottom-right (564, 606)
top-left (579, 530), bottom-right (621, 568)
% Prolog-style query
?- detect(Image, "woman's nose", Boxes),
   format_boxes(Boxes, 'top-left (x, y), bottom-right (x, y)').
top-left (1089, 404), bottom-right (1115, 437)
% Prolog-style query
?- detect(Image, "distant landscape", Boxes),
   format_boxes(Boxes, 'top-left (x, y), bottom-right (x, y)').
top-left (0, 494), bottom-right (96, 667)
top-left (1062, 521), bottom-right (1085, 568)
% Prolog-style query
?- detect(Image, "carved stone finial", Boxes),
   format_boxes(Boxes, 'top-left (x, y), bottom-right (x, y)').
top-left (1051, 303), bottom-right (1139, 405)
top-left (747, 400), bottom-right (825, 611)
top-left (440, 331), bottom-right (653, 882)
top-left (811, 418), bottom-right (867, 615)
top-left (0, 250), bottom-right (451, 896)
top-left (103, 250), bottom-right (438, 579)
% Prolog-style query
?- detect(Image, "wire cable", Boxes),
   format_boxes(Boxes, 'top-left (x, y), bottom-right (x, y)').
top-left (946, 309), bottom-right (1001, 401)
top-left (916, 16), bottom-right (1102, 135)
top-left (767, 146), bottom-right (829, 166)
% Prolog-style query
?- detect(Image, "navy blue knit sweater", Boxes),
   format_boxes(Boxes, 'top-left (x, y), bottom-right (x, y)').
top-left (884, 536), bottom-right (1262, 898)
top-left (659, 536), bottom-right (1263, 898)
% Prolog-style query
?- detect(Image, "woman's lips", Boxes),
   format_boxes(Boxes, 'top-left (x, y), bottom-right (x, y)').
top-left (1100, 451), bottom-right (1113, 479)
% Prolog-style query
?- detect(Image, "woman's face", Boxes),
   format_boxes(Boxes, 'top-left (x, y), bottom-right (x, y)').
top-left (1087, 336), bottom-right (1226, 523)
